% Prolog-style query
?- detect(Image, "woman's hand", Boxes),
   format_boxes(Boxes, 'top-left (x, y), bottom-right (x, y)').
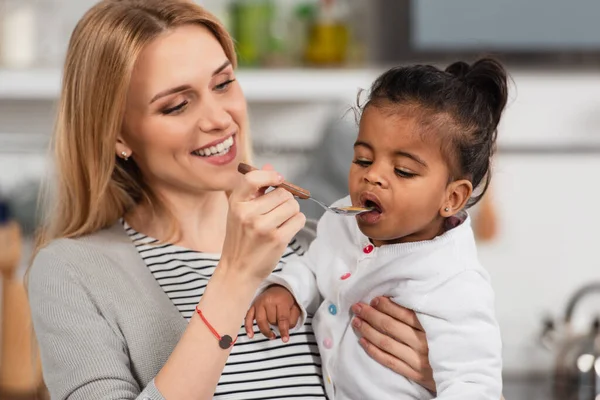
top-left (351, 297), bottom-right (436, 392)
top-left (220, 166), bottom-right (306, 284)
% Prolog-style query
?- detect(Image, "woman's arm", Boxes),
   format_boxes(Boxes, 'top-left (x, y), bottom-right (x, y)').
top-left (30, 169), bottom-right (306, 400)
top-left (152, 170), bottom-right (306, 399)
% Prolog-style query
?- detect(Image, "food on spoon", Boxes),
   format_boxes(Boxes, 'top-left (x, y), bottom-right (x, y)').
top-left (338, 206), bottom-right (373, 211)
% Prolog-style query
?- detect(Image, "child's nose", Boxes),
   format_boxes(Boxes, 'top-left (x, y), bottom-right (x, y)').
top-left (364, 167), bottom-right (388, 188)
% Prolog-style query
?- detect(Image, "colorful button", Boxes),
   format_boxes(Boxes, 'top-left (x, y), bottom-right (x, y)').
top-left (363, 244), bottom-right (374, 254)
top-left (323, 337), bottom-right (333, 349)
top-left (328, 304), bottom-right (337, 315)
top-left (340, 272), bottom-right (351, 280)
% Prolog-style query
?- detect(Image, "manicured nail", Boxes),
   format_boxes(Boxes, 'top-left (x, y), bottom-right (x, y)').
top-left (352, 317), bottom-right (362, 328)
top-left (351, 304), bottom-right (362, 314)
top-left (370, 298), bottom-right (380, 307)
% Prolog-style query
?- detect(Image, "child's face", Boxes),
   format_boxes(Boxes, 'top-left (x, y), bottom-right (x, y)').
top-left (349, 106), bottom-right (455, 246)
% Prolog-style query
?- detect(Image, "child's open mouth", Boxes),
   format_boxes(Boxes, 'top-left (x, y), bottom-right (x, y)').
top-left (364, 199), bottom-right (382, 213)
top-left (357, 193), bottom-right (383, 224)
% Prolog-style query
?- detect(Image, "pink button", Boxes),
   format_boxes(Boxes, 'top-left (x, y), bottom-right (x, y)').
top-left (340, 272), bottom-right (351, 280)
top-left (363, 244), bottom-right (374, 254)
top-left (323, 338), bottom-right (333, 349)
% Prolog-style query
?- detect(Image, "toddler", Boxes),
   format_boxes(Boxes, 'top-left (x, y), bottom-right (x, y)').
top-left (246, 58), bottom-right (507, 399)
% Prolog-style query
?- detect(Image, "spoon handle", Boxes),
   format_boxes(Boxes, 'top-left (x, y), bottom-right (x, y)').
top-left (237, 163), bottom-right (311, 199)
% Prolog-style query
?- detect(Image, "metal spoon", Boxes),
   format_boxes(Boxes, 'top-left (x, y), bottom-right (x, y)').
top-left (237, 163), bottom-right (374, 216)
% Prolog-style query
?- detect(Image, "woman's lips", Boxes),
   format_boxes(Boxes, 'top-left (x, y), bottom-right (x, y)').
top-left (192, 135), bottom-right (238, 166)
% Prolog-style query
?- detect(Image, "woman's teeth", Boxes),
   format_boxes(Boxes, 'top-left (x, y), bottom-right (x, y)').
top-left (193, 136), bottom-right (234, 157)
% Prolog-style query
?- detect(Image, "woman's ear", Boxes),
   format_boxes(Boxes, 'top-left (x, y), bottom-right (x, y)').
top-left (115, 136), bottom-right (132, 160)
top-left (440, 179), bottom-right (473, 217)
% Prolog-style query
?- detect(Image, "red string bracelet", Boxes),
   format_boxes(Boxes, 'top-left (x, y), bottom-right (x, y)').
top-left (195, 305), bottom-right (237, 349)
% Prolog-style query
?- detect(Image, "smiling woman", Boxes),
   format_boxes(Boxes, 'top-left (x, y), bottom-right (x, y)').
top-left (26, 1), bottom-right (439, 399)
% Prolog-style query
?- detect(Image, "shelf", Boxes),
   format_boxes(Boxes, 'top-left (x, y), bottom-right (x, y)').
top-left (0, 68), bottom-right (380, 103)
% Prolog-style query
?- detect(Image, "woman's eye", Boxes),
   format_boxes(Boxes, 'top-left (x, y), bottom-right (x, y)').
top-left (215, 79), bottom-right (235, 91)
top-left (353, 159), bottom-right (371, 167)
top-left (162, 100), bottom-right (188, 115)
top-left (395, 168), bottom-right (416, 178)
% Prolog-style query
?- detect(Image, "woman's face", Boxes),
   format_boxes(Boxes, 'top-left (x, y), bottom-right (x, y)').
top-left (119, 24), bottom-right (248, 196)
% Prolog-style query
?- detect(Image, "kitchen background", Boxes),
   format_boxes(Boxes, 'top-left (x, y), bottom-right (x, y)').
top-left (1, 0), bottom-right (600, 399)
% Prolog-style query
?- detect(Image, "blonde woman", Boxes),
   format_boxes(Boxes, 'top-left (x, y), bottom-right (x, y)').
top-left (28, 1), bottom-right (436, 399)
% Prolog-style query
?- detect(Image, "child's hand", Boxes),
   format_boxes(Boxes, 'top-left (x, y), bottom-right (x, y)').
top-left (245, 285), bottom-right (300, 343)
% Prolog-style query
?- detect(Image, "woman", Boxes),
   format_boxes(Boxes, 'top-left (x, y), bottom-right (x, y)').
top-left (28, 1), bottom-right (434, 399)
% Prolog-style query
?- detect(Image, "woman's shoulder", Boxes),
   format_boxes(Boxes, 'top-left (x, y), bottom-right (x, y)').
top-left (30, 222), bottom-right (134, 281)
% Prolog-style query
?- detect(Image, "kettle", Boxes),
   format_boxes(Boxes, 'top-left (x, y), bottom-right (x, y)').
top-left (541, 283), bottom-right (600, 400)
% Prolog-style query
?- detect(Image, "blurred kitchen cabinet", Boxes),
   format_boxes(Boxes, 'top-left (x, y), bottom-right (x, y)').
top-left (477, 153), bottom-right (600, 374)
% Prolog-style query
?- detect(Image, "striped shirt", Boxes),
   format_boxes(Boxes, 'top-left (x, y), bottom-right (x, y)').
top-left (124, 222), bottom-right (327, 399)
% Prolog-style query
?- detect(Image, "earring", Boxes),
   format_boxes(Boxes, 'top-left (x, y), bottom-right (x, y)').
top-left (444, 207), bottom-right (450, 212)
top-left (121, 151), bottom-right (129, 161)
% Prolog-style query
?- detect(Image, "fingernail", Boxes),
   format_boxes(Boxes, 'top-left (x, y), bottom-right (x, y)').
top-left (352, 317), bottom-right (362, 328)
top-left (351, 304), bottom-right (362, 314)
top-left (359, 338), bottom-right (368, 348)
top-left (370, 298), bottom-right (380, 307)
top-left (277, 174), bottom-right (284, 182)
top-left (283, 336), bottom-right (289, 343)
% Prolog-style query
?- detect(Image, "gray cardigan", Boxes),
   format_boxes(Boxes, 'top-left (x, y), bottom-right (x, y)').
top-left (28, 221), bottom-right (318, 400)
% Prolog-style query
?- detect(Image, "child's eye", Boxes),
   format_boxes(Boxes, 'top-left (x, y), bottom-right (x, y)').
top-left (395, 168), bottom-right (416, 178)
top-left (353, 159), bottom-right (371, 167)
top-left (215, 79), bottom-right (235, 92)
top-left (162, 100), bottom-right (189, 115)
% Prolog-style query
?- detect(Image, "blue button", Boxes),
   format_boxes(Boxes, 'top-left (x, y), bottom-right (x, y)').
top-left (328, 304), bottom-right (337, 315)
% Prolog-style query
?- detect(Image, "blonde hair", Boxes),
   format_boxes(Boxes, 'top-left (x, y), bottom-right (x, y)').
top-left (34, 0), bottom-right (246, 254)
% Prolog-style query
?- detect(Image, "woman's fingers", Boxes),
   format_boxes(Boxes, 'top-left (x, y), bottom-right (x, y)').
top-left (351, 316), bottom-right (424, 373)
top-left (370, 297), bottom-right (423, 331)
top-left (351, 302), bottom-right (426, 353)
top-left (230, 169), bottom-right (284, 202)
top-left (351, 299), bottom-right (435, 392)
top-left (357, 336), bottom-right (435, 392)
top-left (251, 192), bottom-right (301, 230)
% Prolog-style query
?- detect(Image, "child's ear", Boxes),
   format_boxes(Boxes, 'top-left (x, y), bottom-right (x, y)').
top-left (440, 179), bottom-right (473, 217)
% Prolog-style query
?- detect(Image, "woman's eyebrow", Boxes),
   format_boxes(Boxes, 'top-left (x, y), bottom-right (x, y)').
top-left (149, 84), bottom-right (192, 104)
top-left (149, 60), bottom-right (232, 104)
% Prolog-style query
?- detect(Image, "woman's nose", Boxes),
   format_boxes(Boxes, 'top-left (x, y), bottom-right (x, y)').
top-left (197, 96), bottom-right (232, 133)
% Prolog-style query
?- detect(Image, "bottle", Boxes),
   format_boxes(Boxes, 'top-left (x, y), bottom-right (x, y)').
top-left (0, 0), bottom-right (37, 68)
top-left (229, 0), bottom-right (275, 67)
top-left (303, 0), bottom-right (350, 67)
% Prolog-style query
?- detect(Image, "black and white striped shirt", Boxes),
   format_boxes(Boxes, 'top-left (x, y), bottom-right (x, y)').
top-left (124, 223), bottom-right (326, 399)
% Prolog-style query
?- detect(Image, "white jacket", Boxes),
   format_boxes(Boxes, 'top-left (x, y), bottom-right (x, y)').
top-left (263, 197), bottom-right (502, 400)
